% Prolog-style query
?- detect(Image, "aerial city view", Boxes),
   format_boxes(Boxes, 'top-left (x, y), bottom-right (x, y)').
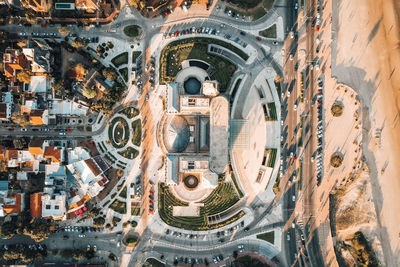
top-left (0, 0), bottom-right (398, 266)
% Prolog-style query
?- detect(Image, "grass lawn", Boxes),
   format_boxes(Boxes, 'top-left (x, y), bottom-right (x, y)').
top-left (119, 107), bottom-right (139, 119)
top-left (143, 258), bottom-right (166, 267)
top-left (231, 173), bottom-right (244, 198)
top-left (131, 203), bottom-right (140, 216)
top-left (131, 119), bottom-right (142, 147)
top-left (132, 51), bottom-right (141, 64)
top-left (125, 236), bottom-right (138, 247)
top-left (118, 146), bottom-right (139, 160)
top-left (119, 186), bottom-right (127, 198)
top-left (123, 25), bottom-right (141, 37)
top-left (160, 38), bottom-right (240, 91)
top-left (110, 199), bottom-right (127, 214)
top-left (263, 0), bottom-right (275, 10)
top-left (119, 67), bottom-right (128, 82)
top-left (111, 52), bottom-right (128, 67)
top-left (259, 24), bottom-right (277, 39)
top-left (257, 231), bottom-right (275, 244)
top-left (227, 0), bottom-right (261, 9)
top-left (267, 102), bottom-right (277, 120)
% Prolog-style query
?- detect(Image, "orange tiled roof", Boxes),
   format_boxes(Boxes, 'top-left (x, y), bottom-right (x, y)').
top-left (29, 140), bottom-right (44, 156)
top-left (30, 193), bottom-right (43, 218)
top-left (44, 146), bottom-right (61, 163)
top-left (6, 148), bottom-right (18, 160)
top-left (29, 110), bottom-right (45, 125)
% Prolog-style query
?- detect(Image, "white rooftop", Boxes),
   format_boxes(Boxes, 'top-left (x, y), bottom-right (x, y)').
top-left (49, 100), bottom-right (88, 116)
top-left (68, 147), bottom-right (91, 164)
top-left (210, 96), bottom-right (229, 174)
top-left (29, 76), bottom-right (48, 93)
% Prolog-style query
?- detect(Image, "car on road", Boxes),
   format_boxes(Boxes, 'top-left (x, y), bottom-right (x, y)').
top-left (93, 245), bottom-right (96, 252)
top-left (240, 31), bottom-right (246, 36)
top-left (290, 152), bottom-right (294, 158)
top-left (290, 31), bottom-right (294, 38)
top-left (59, 132), bottom-right (66, 136)
top-left (87, 245), bottom-right (90, 252)
top-left (293, 104), bottom-right (297, 111)
top-left (292, 195), bottom-right (296, 201)
top-left (301, 234), bottom-right (305, 240)
top-left (236, 14), bottom-right (240, 19)
top-left (256, 36), bottom-right (262, 41)
top-left (290, 54), bottom-right (294, 60)
top-left (21, 128), bottom-right (27, 131)
top-left (287, 234), bottom-right (290, 240)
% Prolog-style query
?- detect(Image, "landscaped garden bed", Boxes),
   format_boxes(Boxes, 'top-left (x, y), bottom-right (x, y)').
top-left (118, 146), bottom-right (139, 159)
top-left (159, 38), bottom-right (241, 91)
top-left (110, 199), bottom-right (127, 214)
top-left (259, 24), bottom-right (277, 39)
top-left (131, 119), bottom-right (142, 147)
top-left (111, 52), bottom-right (128, 67)
top-left (158, 182), bottom-right (240, 230)
top-left (108, 117), bottom-right (130, 149)
top-left (119, 107), bottom-right (139, 119)
top-left (123, 25), bottom-right (141, 37)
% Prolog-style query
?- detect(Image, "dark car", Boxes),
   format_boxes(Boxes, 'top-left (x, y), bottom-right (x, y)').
top-left (240, 31), bottom-right (246, 36)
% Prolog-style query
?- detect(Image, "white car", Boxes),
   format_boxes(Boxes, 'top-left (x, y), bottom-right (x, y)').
top-left (294, 104), bottom-right (297, 111)
top-left (290, 152), bottom-right (294, 158)
top-left (287, 91), bottom-right (291, 97)
top-left (290, 54), bottom-right (294, 60)
top-left (292, 223), bottom-right (296, 228)
top-left (311, 156), bottom-right (315, 162)
top-left (287, 234), bottom-right (290, 240)
top-left (290, 31), bottom-right (294, 38)
top-left (281, 120), bottom-right (284, 126)
top-left (292, 195), bottom-right (296, 201)
top-left (21, 128), bottom-right (27, 131)
top-left (316, 64), bottom-right (320, 70)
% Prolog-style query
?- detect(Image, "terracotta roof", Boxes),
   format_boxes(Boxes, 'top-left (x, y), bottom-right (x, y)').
top-left (29, 140), bottom-right (44, 155)
top-left (30, 193), bottom-right (43, 218)
top-left (6, 148), bottom-right (18, 160)
top-left (30, 110), bottom-right (45, 125)
top-left (3, 193), bottom-right (23, 214)
top-left (0, 103), bottom-right (7, 119)
top-left (84, 158), bottom-right (101, 176)
top-left (0, 146), bottom-right (4, 161)
top-left (44, 146), bottom-right (61, 163)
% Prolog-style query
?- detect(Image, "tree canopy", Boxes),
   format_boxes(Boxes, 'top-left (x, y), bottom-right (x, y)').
top-left (82, 87), bottom-right (97, 99)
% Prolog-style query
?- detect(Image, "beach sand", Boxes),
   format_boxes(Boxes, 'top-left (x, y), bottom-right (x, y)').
top-left (331, 0), bottom-right (400, 265)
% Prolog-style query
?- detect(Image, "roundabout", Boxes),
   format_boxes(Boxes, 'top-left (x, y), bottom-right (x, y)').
top-left (108, 116), bottom-right (130, 149)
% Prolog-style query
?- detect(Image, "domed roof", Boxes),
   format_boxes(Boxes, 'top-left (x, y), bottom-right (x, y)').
top-left (164, 116), bottom-right (190, 153)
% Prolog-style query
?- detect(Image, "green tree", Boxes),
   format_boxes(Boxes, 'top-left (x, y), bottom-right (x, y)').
top-left (17, 70), bottom-right (32, 83)
top-left (93, 217), bottom-right (105, 227)
top-left (82, 87), bottom-right (97, 99)
top-left (25, 11), bottom-right (37, 24)
top-left (102, 67), bottom-right (117, 81)
top-left (0, 221), bottom-right (17, 238)
top-left (73, 249), bottom-right (85, 260)
top-left (71, 37), bottom-right (87, 49)
top-left (87, 207), bottom-right (100, 218)
top-left (52, 79), bottom-right (64, 95)
top-left (58, 26), bottom-right (70, 37)
top-left (11, 112), bottom-right (29, 128)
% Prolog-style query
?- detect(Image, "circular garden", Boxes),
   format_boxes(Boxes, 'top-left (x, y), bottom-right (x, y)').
top-left (183, 175), bottom-right (199, 190)
top-left (330, 152), bottom-right (344, 168)
top-left (108, 117), bottom-right (130, 149)
top-left (331, 103), bottom-right (344, 117)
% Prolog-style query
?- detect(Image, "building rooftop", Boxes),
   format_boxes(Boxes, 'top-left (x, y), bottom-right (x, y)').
top-left (209, 96), bottom-right (229, 174)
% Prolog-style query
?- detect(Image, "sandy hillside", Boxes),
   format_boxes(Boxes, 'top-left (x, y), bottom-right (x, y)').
top-left (331, 0), bottom-right (400, 265)
top-left (333, 164), bottom-right (383, 265)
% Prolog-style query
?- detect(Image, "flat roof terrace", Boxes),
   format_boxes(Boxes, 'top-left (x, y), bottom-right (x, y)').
top-left (210, 96), bottom-right (229, 174)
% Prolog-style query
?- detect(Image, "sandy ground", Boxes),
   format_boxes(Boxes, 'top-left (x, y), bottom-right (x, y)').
top-left (334, 165), bottom-right (384, 264)
top-left (331, 0), bottom-right (400, 265)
